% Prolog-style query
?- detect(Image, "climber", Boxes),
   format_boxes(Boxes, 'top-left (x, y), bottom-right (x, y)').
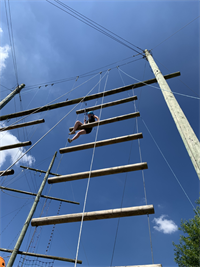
top-left (68, 111), bottom-right (99, 143)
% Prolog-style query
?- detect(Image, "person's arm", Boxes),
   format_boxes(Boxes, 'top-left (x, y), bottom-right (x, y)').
top-left (94, 115), bottom-right (99, 121)
top-left (84, 119), bottom-right (88, 125)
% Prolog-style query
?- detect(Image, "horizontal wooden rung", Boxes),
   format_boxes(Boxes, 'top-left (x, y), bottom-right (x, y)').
top-left (0, 141), bottom-right (32, 151)
top-left (0, 248), bottom-right (82, 264)
top-left (60, 133), bottom-right (143, 154)
top-left (0, 186), bottom-right (79, 205)
top-left (31, 205), bottom-right (154, 226)
top-left (20, 165), bottom-right (61, 176)
top-left (0, 119), bottom-right (45, 131)
top-left (0, 72), bottom-right (180, 122)
top-left (0, 169), bottom-right (14, 176)
top-left (76, 96), bottom-right (137, 114)
top-left (69, 112), bottom-right (140, 132)
top-left (48, 162), bottom-right (148, 184)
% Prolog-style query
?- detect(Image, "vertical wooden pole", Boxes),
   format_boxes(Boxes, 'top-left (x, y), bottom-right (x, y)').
top-left (0, 84), bottom-right (25, 110)
top-left (145, 49), bottom-right (200, 180)
top-left (7, 152), bottom-right (57, 267)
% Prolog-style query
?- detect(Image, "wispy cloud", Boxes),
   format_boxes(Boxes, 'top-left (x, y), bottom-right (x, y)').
top-left (0, 45), bottom-right (10, 74)
top-left (0, 125), bottom-right (35, 168)
top-left (0, 28), bottom-right (10, 75)
top-left (153, 215), bottom-right (178, 234)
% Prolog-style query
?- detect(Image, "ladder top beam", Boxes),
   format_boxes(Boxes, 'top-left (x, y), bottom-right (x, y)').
top-left (48, 162), bottom-right (148, 184)
top-left (76, 95), bottom-right (137, 114)
top-left (31, 205), bottom-right (155, 226)
top-left (0, 248), bottom-right (82, 264)
top-left (69, 112), bottom-right (140, 132)
top-left (0, 141), bottom-right (32, 151)
top-left (0, 72), bottom-right (180, 121)
top-left (60, 133), bottom-right (143, 154)
top-left (0, 169), bottom-right (14, 176)
top-left (0, 119), bottom-right (45, 132)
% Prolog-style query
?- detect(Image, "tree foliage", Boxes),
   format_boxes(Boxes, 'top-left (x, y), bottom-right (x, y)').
top-left (173, 198), bottom-right (200, 267)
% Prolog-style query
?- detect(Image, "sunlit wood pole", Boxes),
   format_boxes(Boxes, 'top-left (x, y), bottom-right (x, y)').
top-left (0, 84), bottom-right (25, 110)
top-left (7, 152), bottom-right (57, 267)
top-left (145, 49), bottom-right (200, 180)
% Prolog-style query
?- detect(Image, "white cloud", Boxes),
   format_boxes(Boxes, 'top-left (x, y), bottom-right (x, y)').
top-left (0, 125), bottom-right (35, 168)
top-left (153, 215), bottom-right (178, 234)
top-left (0, 45), bottom-right (10, 74)
top-left (0, 28), bottom-right (10, 75)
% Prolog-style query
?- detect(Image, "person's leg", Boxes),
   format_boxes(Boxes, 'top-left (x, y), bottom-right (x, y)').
top-left (68, 130), bottom-right (86, 143)
top-left (70, 121), bottom-right (83, 134)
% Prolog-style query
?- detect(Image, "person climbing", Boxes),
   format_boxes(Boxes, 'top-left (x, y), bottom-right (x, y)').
top-left (68, 111), bottom-right (99, 143)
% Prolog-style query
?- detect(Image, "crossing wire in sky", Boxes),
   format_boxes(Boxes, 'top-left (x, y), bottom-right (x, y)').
top-left (46, 0), bottom-right (144, 55)
top-left (151, 14), bottom-right (200, 51)
top-left (4, 0), bottom-right (19, 86)
top-left (22, 55), bottom-right (144, 92)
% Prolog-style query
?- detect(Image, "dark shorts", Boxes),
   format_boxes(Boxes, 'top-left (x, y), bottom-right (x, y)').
top-left (85, 127), bottom-right (92, 134)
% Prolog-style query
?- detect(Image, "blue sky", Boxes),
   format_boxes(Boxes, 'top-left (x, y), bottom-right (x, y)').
top-left (0, 1), bottom-right (199, 267)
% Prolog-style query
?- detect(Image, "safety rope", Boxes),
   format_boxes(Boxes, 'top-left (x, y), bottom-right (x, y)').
top-left (0, 72), bottom-right (100, 133)
top-left (152, 56), bottom-right (199, 97)
top-left (118, 67), bottom-right (200, 100)
top-left (0, 72), bottom-right (108, 180)
top-left (118, 66), bottom-right (199, 212)
top-left (1, 169), bottom-right (23, 187)
top-left (74, 70), bottom-right (110, 267)
top-left (16, 74), bottom-right (104, 267)
top-left (109, 66), bottom-right (138, 266)
top-left (116, 67), bottom-right (154, 263)
top-left (119, 67), bottom-right (200, 175)
top-left (142, 118), bottom-right (198, 214)
top-left (0, 199), bottom-right (30, 236)
top-left (132, 88), bottom-right (154, 263)
top-left (39, 77), bottom-right (80, 259)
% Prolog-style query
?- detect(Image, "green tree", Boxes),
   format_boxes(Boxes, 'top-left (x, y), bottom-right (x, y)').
top-left (173, 198), bottom-right (200, 267)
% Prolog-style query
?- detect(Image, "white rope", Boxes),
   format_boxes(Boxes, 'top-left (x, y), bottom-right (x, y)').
top-left (118, 67), bottom-right (154, 263)
top-left (0, 73), bottom-right (100, 133)
top-left (118, 67), bottom-right (200, 100)
top-left (94, 72), bottom-right (102, 107)
top-left (23, 53), bottom-right (141, 91)
top-left (130, 86), bottom-right (154, 263)
top-left (118, 67), bottom-right (199, 213)
top-left (1, 170), bottom-right (24, 187)
top-left (0, 189), bottom-right (34, 199)
top-left (74, 70), bottom-right (110, 267)
top-left (26, 88), bottom-right (40, 109)
top-left (142, 118), bottom-right (198, 214)
top-left (0, 72), bottom-right (108, 179)
top-left (36, 77), bottom-right (81, 213)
